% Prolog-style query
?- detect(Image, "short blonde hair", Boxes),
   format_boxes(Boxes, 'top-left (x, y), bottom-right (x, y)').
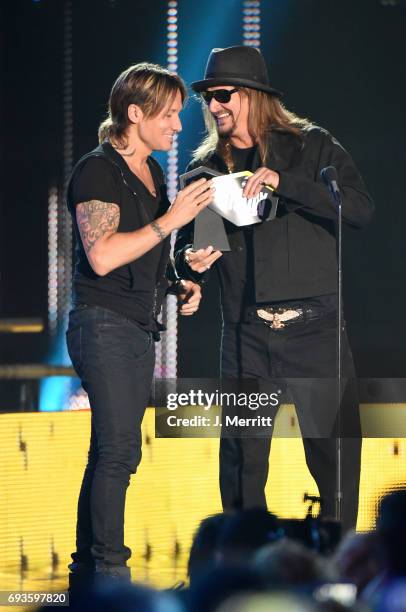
top-left (98, 62), bottom-right (187, 147)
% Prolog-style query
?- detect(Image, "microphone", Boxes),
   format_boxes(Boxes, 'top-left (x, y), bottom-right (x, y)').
top-left (320, 165), bottom-right (341, 205)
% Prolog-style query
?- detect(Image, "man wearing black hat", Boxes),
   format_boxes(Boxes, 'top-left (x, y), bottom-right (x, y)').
top-left (174, 46), bottom-right (374, 531)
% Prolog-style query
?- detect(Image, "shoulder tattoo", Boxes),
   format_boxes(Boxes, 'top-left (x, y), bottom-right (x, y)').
top-left (76, 200), bottom-right (120, 254)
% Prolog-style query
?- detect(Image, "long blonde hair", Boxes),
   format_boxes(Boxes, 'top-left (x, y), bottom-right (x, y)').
top-left (98, 62), bottom-right (187, 148)
top-left (192, 88), bottom-right (312, 169)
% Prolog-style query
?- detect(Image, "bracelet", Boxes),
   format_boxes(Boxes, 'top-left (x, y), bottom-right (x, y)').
top-left (151, 220), bottom-right (166, 241)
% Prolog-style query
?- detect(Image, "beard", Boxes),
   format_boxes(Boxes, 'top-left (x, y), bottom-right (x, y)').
top-left (214, 113), bottom-right (236, 136)
top-left (217, 125), bottom-right (234, 136)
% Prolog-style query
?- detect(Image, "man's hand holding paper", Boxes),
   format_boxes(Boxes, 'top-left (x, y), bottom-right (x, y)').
top-left (242, 166), bottom-right (280, 199)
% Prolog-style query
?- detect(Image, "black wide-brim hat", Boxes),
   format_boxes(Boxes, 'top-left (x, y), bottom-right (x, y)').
top-left (191, 46), bottom-right (282, 97)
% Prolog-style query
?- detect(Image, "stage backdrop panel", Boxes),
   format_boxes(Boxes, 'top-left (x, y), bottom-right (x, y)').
top-left (1, 409), bottom-right (405, 589)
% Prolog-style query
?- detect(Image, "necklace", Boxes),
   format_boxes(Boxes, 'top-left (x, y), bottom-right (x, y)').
top-left (224, 141), bottom-right (234, 174)
top-left (130, 163), bottom-right (157, 197)
top-left (110, 140), bottom-right (156, 196)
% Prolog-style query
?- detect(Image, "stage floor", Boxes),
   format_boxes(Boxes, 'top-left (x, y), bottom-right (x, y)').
top-left (1, 407), bottom-right (405, 596)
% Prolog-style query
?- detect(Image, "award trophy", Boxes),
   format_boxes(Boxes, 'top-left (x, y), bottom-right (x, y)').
top-left (179, 166), bottom-right (279, 251)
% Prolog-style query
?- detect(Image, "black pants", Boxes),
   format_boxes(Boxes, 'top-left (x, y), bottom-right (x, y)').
top-left (219, 314), bottom-right (361, 533)
top-left (66, 304), bottom-right (155, 568)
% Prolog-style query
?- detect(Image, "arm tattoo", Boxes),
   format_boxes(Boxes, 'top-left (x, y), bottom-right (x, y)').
top-left (150, 220), bottom-right (167, 241)
top-left (76, 200), bottom-right (120, 254)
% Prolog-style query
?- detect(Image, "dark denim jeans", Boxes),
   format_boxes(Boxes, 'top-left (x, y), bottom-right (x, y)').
top-left (66, 304), bottom-right (155, 569)
top-left (219, 315), bottom-right (362, 533)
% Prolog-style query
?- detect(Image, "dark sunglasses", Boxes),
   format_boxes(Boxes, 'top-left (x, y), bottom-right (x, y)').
top-left (201, 88), bottom-right (239, 104)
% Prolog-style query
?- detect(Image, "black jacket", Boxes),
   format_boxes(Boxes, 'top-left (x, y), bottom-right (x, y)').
top-left (174, 126), bottom-right (374, 323)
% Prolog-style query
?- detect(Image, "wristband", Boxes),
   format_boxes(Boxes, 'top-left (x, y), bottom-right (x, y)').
top-left (151, 220), bottom-right (166, 241)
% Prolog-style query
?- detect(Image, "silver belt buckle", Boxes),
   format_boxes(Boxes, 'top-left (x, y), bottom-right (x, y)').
top-left (257, 308), bottom-right (301, 330)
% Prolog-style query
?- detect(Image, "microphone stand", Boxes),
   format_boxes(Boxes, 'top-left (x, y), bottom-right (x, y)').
top-left (335, 188), bottom-right (343, 525)
top-left (328, 180), bottom-right (343, 524)
top-left (321, 166), bottom-right (343, 524)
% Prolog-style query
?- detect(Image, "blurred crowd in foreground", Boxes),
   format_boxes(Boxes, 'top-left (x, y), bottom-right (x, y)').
top-left (46, 488), bottom-right (406, 612)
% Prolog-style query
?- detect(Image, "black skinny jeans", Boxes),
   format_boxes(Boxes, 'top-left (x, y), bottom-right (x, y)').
top-left (219, 313), bottom-right (362, 533)
top-left (66, 304), bottom-right (155, 568)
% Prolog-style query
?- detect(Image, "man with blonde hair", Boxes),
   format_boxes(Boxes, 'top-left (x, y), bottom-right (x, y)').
top-left (175, 46), bottom-right (374, 533)
top-left (67, 62), bottom-right (214, 585)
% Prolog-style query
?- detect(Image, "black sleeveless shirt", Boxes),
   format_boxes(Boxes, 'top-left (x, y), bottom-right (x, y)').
top-left (67, 142), bottom-right (171, 330)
